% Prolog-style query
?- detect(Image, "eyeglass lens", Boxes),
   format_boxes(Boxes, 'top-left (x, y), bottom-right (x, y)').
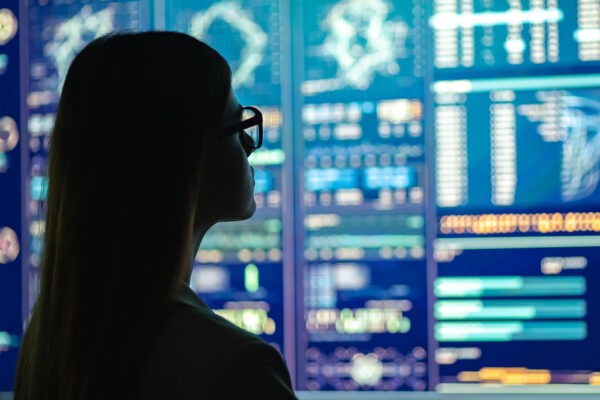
top-left (242, 108), bottom-right (259, 148)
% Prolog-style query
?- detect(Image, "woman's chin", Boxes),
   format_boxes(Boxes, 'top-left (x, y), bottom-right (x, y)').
top-left (243, 198), bottom-right (257, 219)
top-left (225, 199), bottom-right (256, 222)
top-left (214, 197), bottom-right (257, 223)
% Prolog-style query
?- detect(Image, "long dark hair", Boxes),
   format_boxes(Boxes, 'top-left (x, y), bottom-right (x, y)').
top-left (14, 32), bottom-right (232, 399)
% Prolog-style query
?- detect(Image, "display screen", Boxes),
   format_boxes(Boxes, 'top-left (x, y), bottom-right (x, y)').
top-left (7, 0), bottom-right (600, 395)
top-left (295, 0), bottom-right (429, 391)
top-left (431, 0), bottom-right (600, 73)
top-left (433, 69), bottom-right (600, 392)
top-left (0, 0), bottom-right (22, 390)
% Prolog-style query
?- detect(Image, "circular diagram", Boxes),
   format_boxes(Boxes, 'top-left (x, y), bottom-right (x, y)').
top-left (0, 116), bottom-right (18, 152)
top-left (560, 95), bottom-right (600, 201)
top-left (189, 1), bottom-right (267, 89)
top-left (0, 8), bottom-right (18, 45)
top-left (0, 227), bottom-right (19, 264)
top-left (321, 0), bottom-right (407, 90)
top-left (351, 353), bottom-right (384, 386)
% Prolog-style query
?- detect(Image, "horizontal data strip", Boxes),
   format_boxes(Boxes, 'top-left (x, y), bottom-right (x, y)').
top-left (435, 235), bottom-right (600, 250)
top-left (308, 234), bottom-right (424, 248)
top-left (435, 299), bottom-right (587, 320)
top-left (432, 74), bottom-right (600, 94)
top-left (434, 276), bottom-right (586, 298)
top-left (435, 321), bottom-right (587, 342)
top-left (437, 383), bottom-right (600, 394)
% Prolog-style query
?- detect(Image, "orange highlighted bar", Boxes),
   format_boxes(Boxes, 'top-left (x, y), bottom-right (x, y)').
top-left (589, 372), bottom-right (600, 385)
top-left (458, 367), bottom-right (552, 385)
top-left (440, 212), bottom-right (600, 235)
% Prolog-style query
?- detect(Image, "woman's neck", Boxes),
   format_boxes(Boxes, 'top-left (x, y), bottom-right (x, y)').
top-left (186, 223), bottom-right (212, 285)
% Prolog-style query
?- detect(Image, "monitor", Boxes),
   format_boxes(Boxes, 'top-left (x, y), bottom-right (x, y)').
top-left (7, 0), bottom-right (600, 395)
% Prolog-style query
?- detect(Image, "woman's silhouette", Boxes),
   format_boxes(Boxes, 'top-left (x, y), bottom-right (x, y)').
top-left (14, 31), bottom-right (296, 399)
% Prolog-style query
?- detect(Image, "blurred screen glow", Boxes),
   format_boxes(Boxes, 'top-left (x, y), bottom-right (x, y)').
top-left (2, 0), bottom-right (599, 394)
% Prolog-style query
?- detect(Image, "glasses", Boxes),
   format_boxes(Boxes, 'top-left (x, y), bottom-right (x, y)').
top-left (220, 105), bottom-right (263, 155)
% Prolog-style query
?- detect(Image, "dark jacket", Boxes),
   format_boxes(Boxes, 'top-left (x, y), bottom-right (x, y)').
top-left (138, 283), bottom-right (297, 399)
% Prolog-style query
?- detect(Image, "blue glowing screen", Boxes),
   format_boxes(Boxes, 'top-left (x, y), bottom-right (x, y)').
top-left (0, 0), bottom-right (21, 390)
top-left (3, 0), bottom-right (600, 394)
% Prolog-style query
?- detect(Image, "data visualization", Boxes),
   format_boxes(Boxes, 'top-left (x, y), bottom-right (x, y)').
top-left (9, 0), bottom-right (600, 395)
top-left (302, 0), bottom-right (424, 97)
top-left (166, 0), bottom-right (281, 95)
top-left (431, 2), bottom-right (600, 392)
top-left (0, 0), bottom-right (21, 390)
top-left (165, 0), bottom-right (290, 353)
top-left (303, 259), bottom-right (428, 391)
top-left (434, 75), bottom-right (600, 209)
top-left (432, 0), bottom-right (600, 73)
top-left (434, 240), bottom-right (600, 391)
top-left (296, 0), bottom-right (429, 391)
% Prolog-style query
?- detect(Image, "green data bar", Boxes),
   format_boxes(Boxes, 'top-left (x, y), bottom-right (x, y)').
top-left (248, 149), bottom-right (285, 166)
top-left (201, 232), bottom-right (280, 249)
top-left (432, 73), bottom-right (600, 93)
top-left (435, 321), bottom-right (587, 342)
top-left (434, 276), bottom-right (586, 298)
top-left (435, 299), bottom-right (587, 320)
top-left (244, 264), bottom-right (259, 293)
top-left (307, 234), bottom-right (424, 248)
top-left (435, 235), bottom-right (600, 250)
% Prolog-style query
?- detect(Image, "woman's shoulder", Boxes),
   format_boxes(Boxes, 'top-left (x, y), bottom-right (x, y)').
top-left (138, 285), bottom-right (296, 399)
top-left (168, 287), bottom-right (260, 347)
top-left (144, 284), bottom-right (266, 369)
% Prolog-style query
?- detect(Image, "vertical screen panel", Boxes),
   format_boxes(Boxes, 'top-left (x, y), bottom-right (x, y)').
top-left (0, 0), bottom-right (21, 390)
top-left (432, 5), bottom-right (600, 390)
top-left (295, 0), bottom-right (430, 392)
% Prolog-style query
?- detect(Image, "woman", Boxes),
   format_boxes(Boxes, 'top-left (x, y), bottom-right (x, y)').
top-left (15, 32), bottom-right (296, 399)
